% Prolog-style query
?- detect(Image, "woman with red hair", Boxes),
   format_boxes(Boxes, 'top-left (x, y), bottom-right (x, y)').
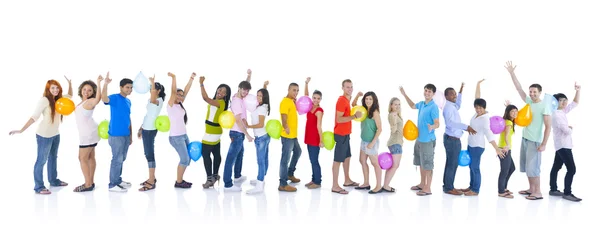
top-left (9, 77), bottom-right (73, 194)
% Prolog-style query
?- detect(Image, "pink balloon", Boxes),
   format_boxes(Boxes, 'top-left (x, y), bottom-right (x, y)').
top-left (378, 152), bottom-right (393, 170)
top-left (433, 92), bottom-right (446, 110)
top-left (244, 94), bottom-right (258, 112)
top-left (490, 116), bottom-right (506, 134)
top-left (296, 96), bottom-right (312, 115)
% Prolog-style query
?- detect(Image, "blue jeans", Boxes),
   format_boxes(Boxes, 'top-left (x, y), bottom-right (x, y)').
top-left (33, 134), bottom-right (63, 192)
top-left (279, 137), bottom-right (302, 187)
top-left (169, 134), bottom-right (191, 167)
top-left (442, 134), bottom-right (461, 192)
top-left (307, 145), bottom-right (322, 185)
top-left (108, 136), bottom-right (131, 188)
top-left (141, 129), bottom-right (158, 168)
top-left (467, 146), bottom-right (485, 193)
top-left (223, 131), bottom-right (245, 188)
top-left (254, 134), bottom-right (270, 181)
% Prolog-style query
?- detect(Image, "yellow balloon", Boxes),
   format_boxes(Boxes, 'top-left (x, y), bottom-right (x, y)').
top-left (219, 111), bottom-right (235, 129)
top-left (403, 120), bottom-right (419, 141)
top-left (351, 106), bottom-right (368, 122)
top-left (515, 104), bottom-right (533, 127)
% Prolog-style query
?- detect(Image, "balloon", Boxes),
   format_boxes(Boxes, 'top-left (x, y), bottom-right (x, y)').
top-left (55, 97), bottom-right (75, 116)
top-left (187, 141), bottom-right (202, 162)
top-left (266, 119), bottom-right (282, 139)
top-left (459, 150), bottom-right (471, 167)
top-left (296, 96), bottom-right (312, 115)
top-left (515, 104), bottom-right (532, 127)
top-left (322, 131), bottom-right (335, 150)
top-left (155, 115), bottom-right (170, 132)
top-left (490, 116), bottom-right (506, 134)
top-left (351, 106), bottom-right (368, 122)
top-left (544, 93), bottom-right (558, 112)
top-left (378, 152), bottom-right (393, 170)
top-left (403, 120), bottom-right (418, 141)
top-left (219, 111), bottom-right (235, 129)
top-left (98, 120), bottom-right (109, 139)
top-left (244, 94), bottom-right (258, 112)
top-left (432, 91), bottom-right (446, 110)
top-left (133, 71), bottom-right (150, 94)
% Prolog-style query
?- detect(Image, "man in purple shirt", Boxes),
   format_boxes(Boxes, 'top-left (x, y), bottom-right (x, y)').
top-left (442, 82), bottom-right (476, 195)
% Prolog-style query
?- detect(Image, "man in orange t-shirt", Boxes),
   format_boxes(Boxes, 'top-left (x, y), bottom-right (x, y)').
top-left (331, 79), bottom-right (362, 194)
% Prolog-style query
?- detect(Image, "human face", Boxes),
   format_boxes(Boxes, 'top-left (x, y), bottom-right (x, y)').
top-left (557, 98), bottom-right (568, 110)
top-left (312, 93), bottom-right (321, 106)
top-left (49, 84), bottom-right (60, 97)
top-left (509, 108), bottom-right (518, 120)
top-left (445, 89), bottom-right (457, 103)
top-left (176, 90), bottom-right (185, 103)
top-left (216, 87), bottom-right (227, 99)
top-left (424, 88), bottom-right (434, 101)
top-left (365, 95), bottom-right (374, 108)
top-left (475, 105), bottom-right (485, 116)
top-left (391, 100), bottom-right (400, 112)
top-left (239, 88), bottom-right (249, 98)
top-left (529, 87), bottom-right (540, 101)
top-left (81, 84), bottom-right (94, 99)
top-left (342, 81), bottom-right (353, 96)
top-left (257, 91), bottom-right (263, 104)
top-left (288, 85), bottom-right (299, 99)
top-left (121, 84), bottom-right (133, 96)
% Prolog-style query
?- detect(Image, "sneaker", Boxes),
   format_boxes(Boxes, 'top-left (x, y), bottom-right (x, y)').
top-left (246, 180), bottom-right (264, 195)
top-left (120, 181), bottom-right (132, 188)
top-left (278, 185), bottom-right (297, 192)
top-left (234, 176), bottom-right (247, 184)
top-left (563, 194), bottom-right (582, 202)
top-left (109, 185), bottom-right (127, 192)
top-left (250, 179), bottom-right (257, 186)
top-left (549, 190), bottom-right (563, 196)
top-left (174, 181), bottom-right (192, 188)
top-left (288, 176), bottom-right (300, 183)
top-left (224, 185), bottom-right (242, 192)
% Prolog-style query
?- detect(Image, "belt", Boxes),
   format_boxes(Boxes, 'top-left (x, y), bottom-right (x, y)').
top-left (444, 134), bottom-right (460, 140)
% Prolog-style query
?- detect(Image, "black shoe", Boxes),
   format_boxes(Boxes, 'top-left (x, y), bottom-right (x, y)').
top-left (549, 190), bottom-right (563, 196)
top-left (562, 194), bottom-right (582, 202)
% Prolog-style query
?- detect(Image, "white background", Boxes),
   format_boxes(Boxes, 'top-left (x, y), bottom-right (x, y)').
top-left (1, 0), bottom-right (598, 244)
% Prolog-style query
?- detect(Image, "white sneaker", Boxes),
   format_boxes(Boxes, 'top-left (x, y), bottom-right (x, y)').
top-left (224, 185), bottom-right (242, 192)
top-left (250, 179), bottom-right (257, 186)
top-left (246, 180), bottom-right (264, 195)
top-left (234, 176), bottom-right (247, 184)
top-left (120, 181), bottom-right (132, 188)
top-left (109, 185), bottom-right (128, 192)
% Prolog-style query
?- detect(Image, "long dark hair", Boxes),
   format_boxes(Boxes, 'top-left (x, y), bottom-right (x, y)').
top-left (177, 88), bottom-right (188, 124)
top-left (155, 82), bottom-right (166, 101)
top-left (361, 91), bottom-right (379, 119)
top-left (257, 88), bottom-right (271, 116)
top-left (503, 105), bottom-right (518, 132)
top-left (214, 84), bottom-right (231, 111)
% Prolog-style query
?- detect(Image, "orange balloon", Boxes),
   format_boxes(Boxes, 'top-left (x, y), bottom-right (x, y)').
top-left (55, 97), bottom-right (75, 116)
top-left (515, 104), bottom-right (533, 127)
top-left (403, 120), bottom-right (419, 141)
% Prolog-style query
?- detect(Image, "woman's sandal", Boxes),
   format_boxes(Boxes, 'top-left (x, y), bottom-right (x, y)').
top-left (498, 192), bottom-right (514, 198)
top-left (139, 180), bottom-right (156, 191)
top-left (73, 184), bottom-right (94, 192)
top-left (36, 189), bottom-right (51, 195)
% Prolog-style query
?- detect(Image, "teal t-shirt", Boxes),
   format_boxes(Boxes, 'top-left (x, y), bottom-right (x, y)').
top-left (361, 117), bottom-right (377, 142)
top-left (523, 96), bottom-right (552, 143)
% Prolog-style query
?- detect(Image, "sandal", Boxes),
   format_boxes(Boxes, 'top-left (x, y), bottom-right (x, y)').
top-left (139, 180), bottom-right (157, 191)
top-left (140, 179), bottom-right (158, 186)
top-left (383, 187), bottom-right (396, 192)
top-left (410, 185), bottom-right (422, 191)
top-left (498, 192), bottom-right (514, 198)
top-left (36, 188), bottom-right (51, 195)
top-left (416, 190), bottom-right (432, 196)
top-left (518, 190), bottom-right (532, 195)
top-left (73, 184), bottom-right (94, 192)
top-left (331, 188), bottom-right (349, 194)
top-left (343, 181), bottom-right (359, 187)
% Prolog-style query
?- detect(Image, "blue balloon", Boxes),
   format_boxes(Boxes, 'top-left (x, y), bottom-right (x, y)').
top-left (545, 93), bottom-right (558, 112)
top-left (458, 150), bottom-right (471, 167)
top-left (187, 141), bottom-right (202, 162)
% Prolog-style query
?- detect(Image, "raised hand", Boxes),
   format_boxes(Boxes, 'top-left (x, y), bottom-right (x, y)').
top-left (477, 79), bottom-right (485, 84)
top-left (190, 72), bottom-right (196, 80)
top-left (305, 77), bottom-right (311, 84)
top-left (263, 80), bottom-right (269, 87)
top-left (149, 74), bottom-right (155, 84)
top-left (504, 100), bottom-right (511, 107)
top-left (105, 72), bottom-right (112, 84)
top-left (199, 76), bottom-right (205, 84)
top-left (399, 86), bottom-right (406, 95)
top-left (247, 69), bottom-right (252, 75)
top-left (357, 91), bottom-right (364, 97)
top-left (574, 82), bottom-right (581, 91)
top-left (504, 61), bottom-right (516, 73)
top-left (167, 72), bottom-right (175, 78)
top-left (97, 75), bottom-right (103, 83)
top-left (64, 75), bottom-right (72, 84)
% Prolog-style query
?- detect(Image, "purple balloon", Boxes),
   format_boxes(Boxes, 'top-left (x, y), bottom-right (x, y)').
top-left (490, 116), bottom-right (506, 134)
top-left (378, 152), bottom-right (393, 170)
top-left (296, 96), bottom-right (312, 115)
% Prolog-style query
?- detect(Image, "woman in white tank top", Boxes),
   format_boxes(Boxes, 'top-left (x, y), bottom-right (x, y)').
top-left (73, 75), bottom-right (104, 192)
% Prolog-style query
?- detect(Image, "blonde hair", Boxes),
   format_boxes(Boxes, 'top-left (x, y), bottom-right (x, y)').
top-left (389, 97), bottom-right (402, 119)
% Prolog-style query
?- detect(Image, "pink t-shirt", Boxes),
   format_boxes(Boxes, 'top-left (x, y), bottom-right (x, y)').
top-left (230, 96), bottom-right (246, 133)
top-left (167, 103), bottom-right (187, 136)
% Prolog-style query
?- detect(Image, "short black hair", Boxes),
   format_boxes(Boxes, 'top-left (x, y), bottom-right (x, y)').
top-left (120, 78), bottom-right (133, 87)
top-left (553, 93), bottom-right (567, 101)
top-left (444, 87), bottom-right (455, 97)
top-left (474, 98), bottom-right (486, 109)
top-left (424, 83), bottom-right (436, 93)
top-left (529, 83), bottom-right (542, 92)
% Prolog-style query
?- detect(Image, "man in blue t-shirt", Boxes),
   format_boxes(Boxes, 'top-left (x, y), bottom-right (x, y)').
top-left (101, 72), bottom-right (133, 192)
top-left (400, 84), bottom-right (440, 196)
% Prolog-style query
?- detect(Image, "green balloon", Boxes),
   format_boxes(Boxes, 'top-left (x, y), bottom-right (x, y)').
top-left (322, 131), bottom-right (335, 150)
top-left (266, 119), bottom-right (282, 139)
top-left (155, 115), bottom-right (170, 132)
top-left (98, 120), bottom-right (109, 140)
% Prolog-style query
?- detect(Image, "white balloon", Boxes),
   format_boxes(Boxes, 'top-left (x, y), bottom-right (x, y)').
top-left (244, 93), bottom-right (258, 112)
top-left (133, 71), bottom-right (150, 94)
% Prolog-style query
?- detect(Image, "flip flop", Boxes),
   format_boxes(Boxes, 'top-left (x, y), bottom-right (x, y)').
top-left (410, 186), bottom-right (422, 191)
top-left (519, 190), bottom-right (532, 195)
top-left (416, 190), bottom-right (432, 196)
top-left (331, 189), bottom-right (349, 194)
top-left (343, 182), bottom-right (359, 187)
top-left (526, 195), bottom-right (543, 200)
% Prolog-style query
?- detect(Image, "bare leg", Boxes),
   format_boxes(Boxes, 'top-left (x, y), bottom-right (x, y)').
top-left (89, 147), bottom-right (97, 185)
top-left (368, 155), bottom-right (382, 191)
top-left (177, 165), bottom-right (186, 183)
top-left (423, 170), bottom-right (433, 193)
top-left (384, 154), bottom-right (401, 189)
top-left (358, 151), bottom-right (369, 188)
top-left (78, 148), bottom-right (93, 188)
top-left (342, 157), bottom-right (354, 185)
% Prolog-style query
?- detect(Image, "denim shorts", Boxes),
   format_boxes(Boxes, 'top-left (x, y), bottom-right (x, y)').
top-left (360, 140), bottom-right (379, 156)
top-left (388, 144), bottom-right (403, 155)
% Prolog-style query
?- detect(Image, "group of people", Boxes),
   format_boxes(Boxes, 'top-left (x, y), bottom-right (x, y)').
top-left (9, 61), bottom-right (582, 202)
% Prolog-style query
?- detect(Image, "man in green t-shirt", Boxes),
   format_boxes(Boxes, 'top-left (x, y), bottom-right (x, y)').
top-left (505, 61), bottom-right (552, 200)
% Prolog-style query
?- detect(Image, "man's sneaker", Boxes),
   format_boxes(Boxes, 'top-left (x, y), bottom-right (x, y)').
top-left (234, 176), bottom-right (247, 184)
top-left (120, 181), bottom-right (132, 188)
top-left (288, 176), bottom-right (300, 183)
top-left (109, 185), bottom-right (127, 192)
top-left (549, 190), bottom-right (563, 196)
top-left (563, 194), bottom-right (582, 202)
top-left (224, 185), bottom-right (242, 192)
top-left (250, 179), bottom-right (257, 186)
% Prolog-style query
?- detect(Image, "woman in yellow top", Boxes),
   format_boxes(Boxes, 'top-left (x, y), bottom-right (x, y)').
top-left (498, 103), bottom-right (519, 198)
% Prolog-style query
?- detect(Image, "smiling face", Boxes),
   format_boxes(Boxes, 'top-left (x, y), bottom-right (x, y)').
top-left (390, 99), bottom-right (400, 112)
top-left (81, 84), bottom-right (94, 99)
top-left (216, 87), bottom-right (227, 100)
top-left (49, 84), bottom-right (60, 97)
top-left (509, 108), bottom-right (518, 120)
top-left (176, 90), bottom-right (185, 103)
top-left (475, 105), bottom-right (485, 116)
top-left (445, 89), bottom-right (457, 103)
top-left (288, 85), bottom-right (299, 99)
top-left (120, 84), bottom-right (133, 96)
top-left (557, 97), bottom-right (568, 110)
top-left (424, 88), bottom-right (434, 101)
top-left (364, 95), bottom-right (374, 108)
top-left (257, 90), bottom-right (263, 104)
top-left (342, 81), bottom-right (353, 96)
top-left (312, 93), bottom-right (321, 106)
top-left (529, 87), bottom-right (540, 101)
top-left (239, 88), bottom-right (249, 98)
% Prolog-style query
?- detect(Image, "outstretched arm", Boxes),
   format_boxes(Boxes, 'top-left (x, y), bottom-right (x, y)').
top-left (101, 72), bottom-right (111, 104)
top-left (167, 72), bottom-right (177, 107)
top-left (64, 75), bottom-right (73, 97)
top-left (475, 79), bottom-right (484, 99)
top-left (399, 86), bottom-right (416, 109)
top-left (200, 76), bottom-right (221, 107)
top-left (246, 69), bottom-right (252, 82)
top-left (263, 80), bottom-right (269, 89)
top-left (573, 82), bottom-right (581, 104)
top-left (504, 61), bottom-right (527, 102)
top-left (84, 75), bottom-right (104, 110)
top-left (181, 72), bottom-right (196, 100)
top-left (304, 77), bottom-right (311, 96)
